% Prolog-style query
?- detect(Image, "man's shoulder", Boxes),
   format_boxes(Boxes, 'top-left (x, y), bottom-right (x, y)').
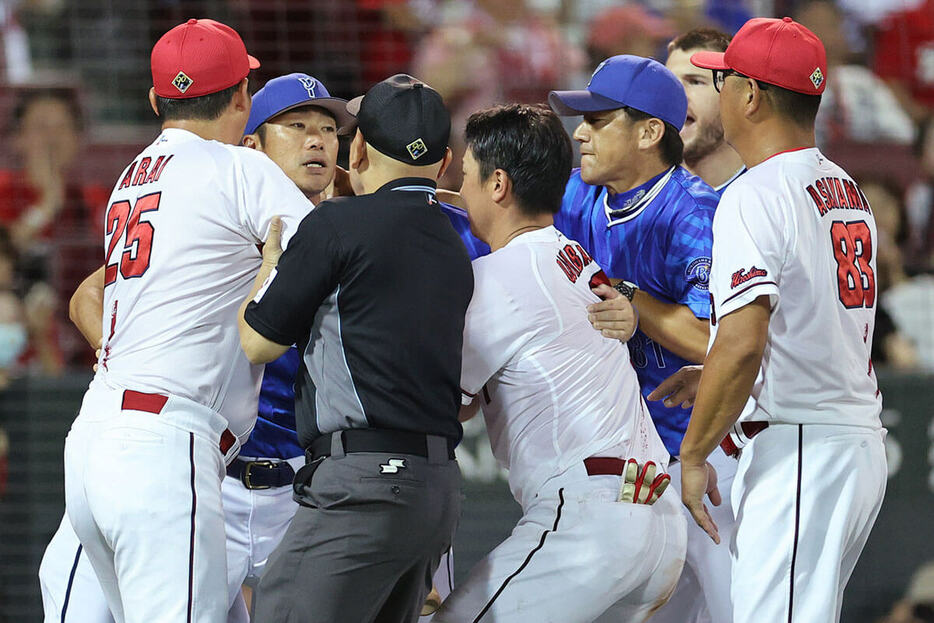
top-left (666, 167), bottom-right (720, 211)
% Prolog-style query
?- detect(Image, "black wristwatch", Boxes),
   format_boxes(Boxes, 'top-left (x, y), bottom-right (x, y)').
top-left (613, 280), bottom-right (639, 301)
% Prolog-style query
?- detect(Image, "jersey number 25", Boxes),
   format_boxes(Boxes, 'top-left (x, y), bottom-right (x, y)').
top-left (830, 220), bottom-right (875, 309)
top-left (104, 192), bottom-right (161, 287)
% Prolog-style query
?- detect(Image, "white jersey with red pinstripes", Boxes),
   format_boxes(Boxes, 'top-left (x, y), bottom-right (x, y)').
top-left (709, 147), bottom-right (882, 428)
top-left (460, 226), bottom-right (668, 509)
top-left (96, 128), bottom-right (312, 442)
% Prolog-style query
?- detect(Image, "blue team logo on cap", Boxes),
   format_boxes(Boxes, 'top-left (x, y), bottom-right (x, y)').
top-left (686, 257), bottom-right (711, 291)
top-left (297, 75), bottom-right (317, 98)
top-left (587, 59), bottom-right (609, 87)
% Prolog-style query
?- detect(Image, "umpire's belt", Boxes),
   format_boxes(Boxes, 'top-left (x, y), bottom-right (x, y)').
top-left (226, 458), bottom-right (295, 490)
top-left (307, 428), bottom-right (457, 463)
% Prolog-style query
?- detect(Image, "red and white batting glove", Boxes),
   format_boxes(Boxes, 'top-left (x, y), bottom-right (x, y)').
top-left (618, 459), bottom-right (670, 505)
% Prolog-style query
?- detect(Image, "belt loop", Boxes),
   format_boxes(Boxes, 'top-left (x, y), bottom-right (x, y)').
top-left (330, 431), bottom-right (346, 459)
top-left (426, 435), bottom-right (447, 465)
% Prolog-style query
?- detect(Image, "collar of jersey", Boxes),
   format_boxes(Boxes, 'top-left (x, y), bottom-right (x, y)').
top-left (714, 167), bottom-right (747, 193)
top-left (380, 177), bottom-right (438, 195)
top-left (603, 166), bottom-right (675, 228)
top-left (504, 224), bottom-right (559, 248)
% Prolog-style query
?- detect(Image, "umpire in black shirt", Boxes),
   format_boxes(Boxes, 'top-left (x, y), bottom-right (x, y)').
top-left (239, 74), bottom-right (473, 623)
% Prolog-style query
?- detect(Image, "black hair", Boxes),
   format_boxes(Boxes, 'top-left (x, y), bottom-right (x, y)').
top-left (763, 85), bottom-right (822, 128)
top-left (154, 83), bottom-right (240, 122)
top-left (464, 103), bottom-right (573, 216)
top-left (10, 87), bottom-right (83, 133)
top-left (668, 27), bottom-right (732, 54)
top-left (622, 107), bottom-right (684, 167)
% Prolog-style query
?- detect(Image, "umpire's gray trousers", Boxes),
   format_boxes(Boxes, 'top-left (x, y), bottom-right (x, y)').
top-left (253, 441), bottom-right (461, 623)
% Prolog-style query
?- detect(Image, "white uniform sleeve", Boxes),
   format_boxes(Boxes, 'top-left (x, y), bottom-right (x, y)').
top-left (460, 257), bottom-right (531, 399)
top-left (710, 183), bottom-right (789, 320)
top-left (234, 147), bottom-right (314, 249)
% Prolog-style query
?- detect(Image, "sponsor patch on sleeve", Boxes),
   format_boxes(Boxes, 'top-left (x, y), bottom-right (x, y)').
top-left (686, 257), bottom-right (711, 291)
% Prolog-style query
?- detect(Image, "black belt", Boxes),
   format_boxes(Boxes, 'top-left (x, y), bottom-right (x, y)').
top-left (226, 458), bottom-right (296, 490)
top-left (307, 428), bottom-right (457, 462)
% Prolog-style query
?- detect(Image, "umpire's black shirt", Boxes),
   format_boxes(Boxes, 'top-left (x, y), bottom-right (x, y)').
top-left (244, 178), bottom-right (473, 448)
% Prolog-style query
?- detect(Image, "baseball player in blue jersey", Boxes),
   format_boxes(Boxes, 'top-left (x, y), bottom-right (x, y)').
top-left (549, 55), bottom-right (719, 455)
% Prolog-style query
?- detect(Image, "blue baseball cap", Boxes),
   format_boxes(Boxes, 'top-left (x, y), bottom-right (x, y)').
top-left (244, 73), bottom-right (355, 136)
top-left (549, 55), bottom-right (688, 130)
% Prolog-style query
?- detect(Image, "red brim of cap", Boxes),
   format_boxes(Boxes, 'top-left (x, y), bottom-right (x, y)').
top-left (248, 55), bottom-right (261, 70)
top-left (690, 51), bottom-right (729, 70)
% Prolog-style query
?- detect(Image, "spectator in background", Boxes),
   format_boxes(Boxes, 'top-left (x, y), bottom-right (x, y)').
top-left (878, 561), bottom-right (934, 623)
top-left (906, 116), bottom-right (934, 271)
top-left (860, 178), bottom-right (922, 370)
top-left (411, 0), bottom-right (581, 187)
top-left (586, 5), bottom-right (675, 66)
top-left (874, 0), bottom-right (934, 123)
top-left (867, 175), bottom-right (934, 371)
top-left (0, 226), bottom-right (60, 378)
top-left (796, 0), bottom-right (915, 146)
top-left (0, 88), bottom-right (106, 368)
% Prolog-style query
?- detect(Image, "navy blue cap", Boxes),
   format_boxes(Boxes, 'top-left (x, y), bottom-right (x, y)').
top-left (244, 73), bottom-right (355, 136)
top-left (549, 55), bottom-right (688, 130)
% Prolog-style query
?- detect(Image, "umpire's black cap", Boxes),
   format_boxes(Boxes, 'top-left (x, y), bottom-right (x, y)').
top-left (346, 74), bottom-right (450, 165)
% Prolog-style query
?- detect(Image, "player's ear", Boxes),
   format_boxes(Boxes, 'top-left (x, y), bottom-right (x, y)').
top-left (148, 88), bottom-right (160, 117)
top-left (745, 80), bottom-right (764, 118)
top-left (232, 78), bottom-right (250, 113)
top-left (490, 169), bottom-right (510, 204)
top-left (435, 147), bottom-right (453, 181)
top-left (638, 118), bottom-right (664, 151)
top-left (242, 134), bottom-right (259, 150)
top-left (349, 130), bottom-right (367, 172)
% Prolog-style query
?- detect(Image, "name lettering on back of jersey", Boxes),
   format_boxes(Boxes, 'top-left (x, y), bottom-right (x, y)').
top-left (731, 265), bottom-right (768, 289)
top-left (556, 243), bottom-right (594, 283)
top-left (805, 177), bottom-right (871, 217)
top-left (118, 155), bottom-right (174, 190)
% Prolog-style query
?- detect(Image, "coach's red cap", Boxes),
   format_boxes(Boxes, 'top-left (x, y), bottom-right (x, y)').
top-left (691, 17), bottom-right (827, 95)
top-left (151, 18), bottom-right (260, 99)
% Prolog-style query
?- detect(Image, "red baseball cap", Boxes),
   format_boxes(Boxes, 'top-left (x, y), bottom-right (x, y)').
top-left (691, 17), bottom-right (827, 95)
top-left (151, 18), bottom-right (260, 99)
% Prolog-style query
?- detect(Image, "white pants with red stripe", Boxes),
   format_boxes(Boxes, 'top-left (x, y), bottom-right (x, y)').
top-left (730, 423), bottom-right (886, 623)
top-left (649, 447), bottom-right (737, 623)
top-left (63, 379), bottom-right (231, 623)
top-left (433, 461), bottom-right (687, 623)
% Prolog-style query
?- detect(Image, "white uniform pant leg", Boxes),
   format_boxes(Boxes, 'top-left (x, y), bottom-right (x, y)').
top-left (730, 424), bottom-right (886, 623)
top-left (225, 457), bottom-right (302, 622)
top-left (435, 468), bottom-right (686, 623)
top-left (649, 449), bottom-right (737, 623)
top-left (40, 514), bottom-right (115, 623)
top-left (64, 391), bottom-right (230, 623)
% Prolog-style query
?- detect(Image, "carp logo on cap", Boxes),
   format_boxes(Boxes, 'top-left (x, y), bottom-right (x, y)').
top-left (809, 67), bottom-right (824, 90)
top-left (406, 138), bottom-right (428, 160)
top-left (297, 75), bottom-right (317, 98)
top-left (172, 71), bottom-right (194, 94)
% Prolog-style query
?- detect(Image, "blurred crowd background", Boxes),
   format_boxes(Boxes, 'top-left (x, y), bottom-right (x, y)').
top-left (0, 0), bottom-right (932, 621)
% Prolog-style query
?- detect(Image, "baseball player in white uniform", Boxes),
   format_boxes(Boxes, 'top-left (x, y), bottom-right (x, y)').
top-left (433, 104), bottom-right (686, 623)
top-left (61, 19), bottom-right (313, 623)
top-left (681, 17), bottom-right (887, 623)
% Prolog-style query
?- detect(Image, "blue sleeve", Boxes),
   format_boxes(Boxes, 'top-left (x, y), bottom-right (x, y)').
top-left (665, 203), bottom-right (714, 320)
top-left (555, 169), bottom-right (587, 241)
top-left (440, 202), bottom-right (490, 260)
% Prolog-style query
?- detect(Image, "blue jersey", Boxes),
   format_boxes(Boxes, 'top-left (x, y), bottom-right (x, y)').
top-left (556, 166), bottom-right (718, 455)
top-left (240, 199), bottom-right (488, 460)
